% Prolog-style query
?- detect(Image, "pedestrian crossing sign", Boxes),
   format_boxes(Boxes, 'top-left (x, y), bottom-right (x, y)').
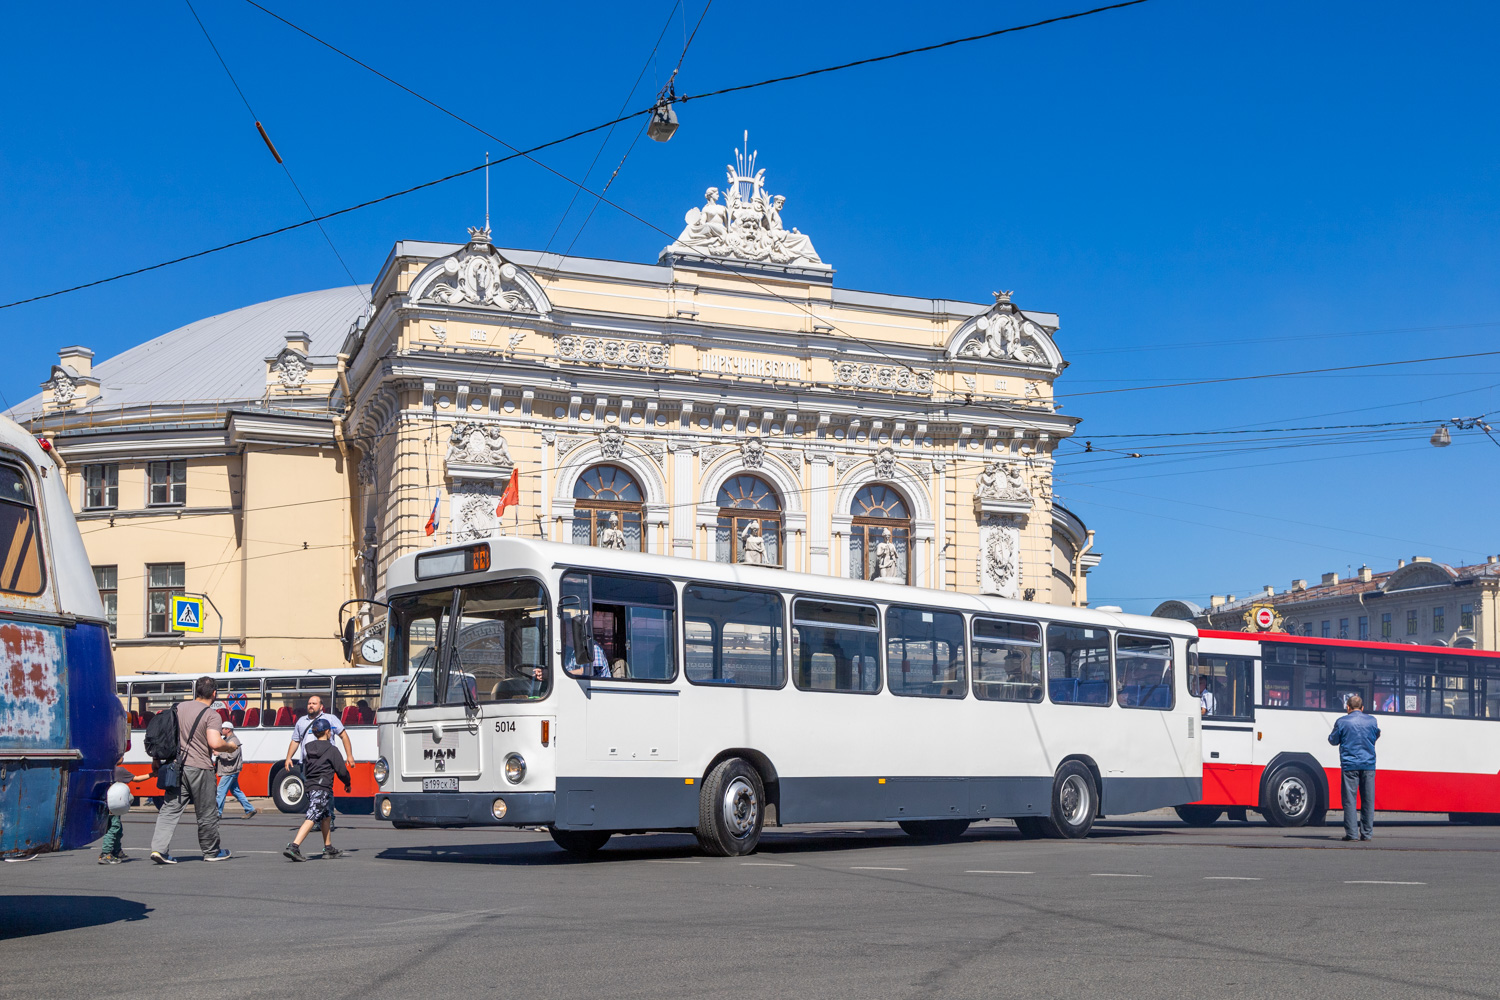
top-left (223, 652), bottom-right (255, 672)
top-left (170, 595), bottom-right (205, 633)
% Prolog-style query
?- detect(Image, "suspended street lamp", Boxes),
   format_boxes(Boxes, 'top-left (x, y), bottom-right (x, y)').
top-left (1430, 425), bottom-right (1452, 448)
top-left (647, 72), bottom-right (679, 143)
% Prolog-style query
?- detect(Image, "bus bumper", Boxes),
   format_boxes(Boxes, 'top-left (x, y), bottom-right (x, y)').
top-left (378, 791), bottom-right (556, 828)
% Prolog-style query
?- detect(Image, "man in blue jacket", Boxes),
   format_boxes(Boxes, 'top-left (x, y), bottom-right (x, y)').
top-left (1328, 693), bottom-right (1381, 841)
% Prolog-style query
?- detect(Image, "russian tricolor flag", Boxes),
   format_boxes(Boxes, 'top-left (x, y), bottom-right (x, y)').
top-left (424, 492), bottom-right (440, 536)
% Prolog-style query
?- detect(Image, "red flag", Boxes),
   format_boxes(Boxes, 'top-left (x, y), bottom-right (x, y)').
top-left (495, 468), bottom-right (519, 516)
top-left (424, 492), bottom-right (440, 536)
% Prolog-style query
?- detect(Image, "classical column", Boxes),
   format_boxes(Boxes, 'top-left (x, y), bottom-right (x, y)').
top-left (809, 450), bottom-right (832, 576)
top-left (669, 440), bottom-right (694, 558)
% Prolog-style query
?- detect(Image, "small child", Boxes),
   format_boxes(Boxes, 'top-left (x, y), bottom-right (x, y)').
top-left (282, 718), bottom-right (351, 861)
top-left (98, 756), bottom-right (139, 864)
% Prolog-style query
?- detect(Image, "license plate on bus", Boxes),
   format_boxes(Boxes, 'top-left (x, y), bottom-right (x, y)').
top-left (422, 777), bottom-right (458, 792)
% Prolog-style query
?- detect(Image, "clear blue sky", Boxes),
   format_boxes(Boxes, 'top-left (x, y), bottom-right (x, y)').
top-left (3, 0), bottom-right (1497, 612)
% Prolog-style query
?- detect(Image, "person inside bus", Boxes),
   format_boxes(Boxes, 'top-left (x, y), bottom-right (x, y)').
top-left (1197, 675), bottom-right (1217, 717)
top-left (563, 626), bottom-right (610, 678)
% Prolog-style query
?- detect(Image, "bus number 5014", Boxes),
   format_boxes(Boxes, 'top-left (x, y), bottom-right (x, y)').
top-left (495, 720), bottom-right (516, 733)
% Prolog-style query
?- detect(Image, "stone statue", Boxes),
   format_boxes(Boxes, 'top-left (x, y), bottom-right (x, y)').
top-left (664, 138), bottom-right (824, 267)
top-left (873, 527), bottom-right (901, 583)
top-left (739, 521), bottom-right (767, 565)
top-left (598, 512), bottom-right (627, 551)
top-left (445, 422), bottom-right (512, 467)
top-left (975, 461), bottom-right (1032, 503)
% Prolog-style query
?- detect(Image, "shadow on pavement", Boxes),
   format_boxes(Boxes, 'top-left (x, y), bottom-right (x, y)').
top-left (0, 896), bottom-right (151, 940)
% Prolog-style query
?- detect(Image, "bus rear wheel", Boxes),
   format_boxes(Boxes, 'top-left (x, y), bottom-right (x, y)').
top-left (1261, 765), bottom-right (1315, 827)
top-left (899, 819), bottom-right (971, 842)
top-left (696, 757), bottom-right (765, 857)
top-left (1042, 762), bottom-right (1098, 839)
top-left (1174, 805), bottom-right (1224, 827)
top-left (271, 767), bottom-right (306, 814)
top-left (549, 829), bottom-right (612, 856)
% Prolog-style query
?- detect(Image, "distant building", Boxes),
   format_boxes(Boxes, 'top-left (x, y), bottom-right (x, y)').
top-left (1155, 556), bottom-right (1500, 650)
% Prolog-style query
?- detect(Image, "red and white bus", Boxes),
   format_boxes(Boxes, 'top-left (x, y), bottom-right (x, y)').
top-left (1177, 630), bottom-right (1500, 826)
top-left (118, 668), bottom-right (381, 812)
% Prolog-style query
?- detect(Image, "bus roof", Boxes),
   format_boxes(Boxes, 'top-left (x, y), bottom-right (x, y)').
top-left (1198, 629), bottom-right (1500, 660)
top-left (387, 536), bottom-right (1197, 638)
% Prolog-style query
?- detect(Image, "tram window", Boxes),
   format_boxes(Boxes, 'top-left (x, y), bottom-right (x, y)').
top-left (1327, 649), bottom-right (1398, 715)
top-left (1116, 634), bottom-right (1174, 710)
top-left (0, 461), bottom-right (45, 596)
top-left (792, 598), bottom-right (880, 694)
top-left (1261, 643), bottom-right (1329, 710)
top-left (1046, 625), bottom-right (1111, 705)
top-left (1479, 664), bottom-right (1500, 720)
top-left (1401, 655), bottom-right (1473, 717)
top-left (263, 683), bottom-right (306, 727)
top-left (886, 606), bottom-right (965, 699)
top-left (1196, 656), bottom-right (1254, 720)
top-left (334, 676), bottom-right (381, 723)
top-left (560, 571), bottom-right (675, 682)
top-left (684, 585), bottom-right (785, 689)
top-left (222, 677), bottom-right (262, 728)
top-left (972, 617), bottom-right (1043, 703)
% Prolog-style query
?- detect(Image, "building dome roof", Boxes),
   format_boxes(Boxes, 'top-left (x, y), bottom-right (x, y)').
top-left (11, 284), bottom-right (369, 417)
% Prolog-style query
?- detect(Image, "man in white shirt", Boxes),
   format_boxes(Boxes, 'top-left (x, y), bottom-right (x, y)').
top-left (1198, 676), bottom-right (1218, 717)
top-left (284, 695), bottom-right (355, 773)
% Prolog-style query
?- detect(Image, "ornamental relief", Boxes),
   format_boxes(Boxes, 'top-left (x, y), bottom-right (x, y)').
top-left (834, 362), bottom-right (934, 394)
top-left (557, 335), bottom-right (667, 369)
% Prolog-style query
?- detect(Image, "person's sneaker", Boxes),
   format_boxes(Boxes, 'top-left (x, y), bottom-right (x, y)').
top-left (1341, 835), bottom-right (1357, 842)
top-left (322, 845), bottom-right (344, 859)
top-left (112, 852), bottom-right (128, 863)
top-left (203, 848), bottom-right (231, 862)
top-left (243, 807), bottom-right (258, 819)
top-left (97, 853), bottom-right (114, 864)
top-left (150, 851), bottom-right (178, 865)
top-left (283, 843), bottom-right (306, 862)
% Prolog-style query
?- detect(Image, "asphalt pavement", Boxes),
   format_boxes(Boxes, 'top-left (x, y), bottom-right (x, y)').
top-left (4, 803), bottom-right (1499, 1000)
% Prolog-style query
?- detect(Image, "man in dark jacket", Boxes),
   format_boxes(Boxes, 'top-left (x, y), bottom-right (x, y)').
top-left (282, 718), bottom-right (351, 861)
top-left (1328, 693), bottom-right (1381, 841)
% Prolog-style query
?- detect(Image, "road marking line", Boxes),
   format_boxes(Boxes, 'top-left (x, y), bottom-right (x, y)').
top-left (1091, 873), bottom-right (1149, 877)
top-left (742, 862), bottom-right (796, 867)
top-left (1203, 876), bottom-right (1262, 881)
top-left (647, 859), bottom-right (701, 864)
top-left (850, 866), bottom-right (907, 871)
top-left (1345, 880), bottom-right (1425, 885)
top-left (966, 870), bottom-right (1035, 875)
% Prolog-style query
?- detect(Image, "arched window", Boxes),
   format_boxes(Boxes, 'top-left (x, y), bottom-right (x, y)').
top-left (850, 484), bottom-right (911, 583)
top-left (573, 465), bottom-right (643, 551)
top-left (716, 475), bottom-right (782, 566)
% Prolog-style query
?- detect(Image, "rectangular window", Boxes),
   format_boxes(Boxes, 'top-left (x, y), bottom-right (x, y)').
top-left (1359, 616), bottom-right (1369, 640)
top-left (1329, 648), bottom-right (1398, 714)
top-left (145, 562), bottom-right (185, 635)
top-left (1046, 624), bottom-right (1111, 705)
top-left (1403, 655), bottom-right (1472, 717)
top-left (792, 597), bottom-right (880, 694)
top-left (147, 460), bottom-right (186, 506)
top-left (332, 674), bottom-right (381, 724)
top-left (1461, 604), bottom-right (1474, 630)
top-left (1433, 607), bottom-right (1445, 633)
top-left (885, 605), bottom-right (965, 699)
top-left (972, 617), bottom-right (1043, 703)
top-left (93, 565), bottom-right (117, 637)
top-left (560, 571), bottom-right (675, 682)
top-left (1320, 620), bottom-right (1331, 638)
top-left (1261, 642), bottom-right (1330, 709)
top-left (1338, 618), bottom-right (1349, 640)
top-left (1406, 610), bottom-right (1419, 636)
top-left (1196, 655), bottom-right (1255, 720)
top-left (1480, 662), bottom-right (1500, 720)
top-left (1381, 613), bottom-right (1392, 639)
top-left (221, 676), bottom-right (264, 728)
top-left (83, 464), bottom-right (118, 510)
top-left (1115, 633), bottom-right (1175, 710)
top-left (263, 678), bottom-right (308, 727)
top-left (125, 679), bottom-right (192, 729)
top-left (0, 462), bottom-right (46, 596)
top-left (1301, 622), bottom-right (1313, 637)
top-left (684, 585), bottom-right (784, 689)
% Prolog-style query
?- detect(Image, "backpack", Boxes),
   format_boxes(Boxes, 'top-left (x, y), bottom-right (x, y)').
top-left (143, 703), bottom-right (183, 762)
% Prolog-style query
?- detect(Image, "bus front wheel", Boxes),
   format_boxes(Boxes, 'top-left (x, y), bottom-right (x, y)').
top-left (1042, 762), bottom-right (1098, 839)
top-left (899, 819), bottom-right (970, 841)
top-left (549, 829), bottom-right (612, 856)
top-left (1174, 805), bottom-right (1224, 827)
top-left (1261, 765), bottom-right (1315, 827)
top-left (696, 757), bottom-right (765, 857)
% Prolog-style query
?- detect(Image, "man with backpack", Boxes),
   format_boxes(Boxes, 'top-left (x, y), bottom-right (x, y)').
top-left (147, 676), bottom-right (235, 864)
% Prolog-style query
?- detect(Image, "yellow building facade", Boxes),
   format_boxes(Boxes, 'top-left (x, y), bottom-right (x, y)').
top-left (16, 145), bottom-right (1100, 676)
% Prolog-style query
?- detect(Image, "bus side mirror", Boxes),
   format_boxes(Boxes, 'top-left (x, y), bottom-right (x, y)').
top-left (570, 615), bottom-right (592, 655)
top-left (341, 618), bottom-right (356, 663)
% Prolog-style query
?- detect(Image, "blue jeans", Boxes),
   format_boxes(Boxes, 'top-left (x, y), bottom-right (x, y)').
top-left (216, 774), bottom-right (253, 816)
top-left (1341, 768), bottom-right (1375, 839)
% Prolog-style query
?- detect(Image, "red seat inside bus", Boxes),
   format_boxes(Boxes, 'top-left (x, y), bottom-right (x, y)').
top-left (340, 705), bottom-right (360, 726)
top-left (230, 708), bottom-right (245, 727)
top-left (244, 707), bottom-right (260, 727)
top-left (274, 706), bottom-right (295, 727)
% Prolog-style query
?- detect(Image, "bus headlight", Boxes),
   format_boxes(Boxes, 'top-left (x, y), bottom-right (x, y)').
top-left (374, 756), bottom-right (389, 785)
top-left (503, 753), bottom-right (526, 784)
top-left (379, 797), bottom-right (393, 820)
top-left (492, 798), bottom-right (508, 820)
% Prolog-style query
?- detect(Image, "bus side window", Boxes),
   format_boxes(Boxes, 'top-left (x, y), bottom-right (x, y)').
top-left (791, 598), bottom-right (880, 694)
top-left (683, 585), bottom-right (785, 689)
top-left (886, 606), bottom-right (965, 699)
top-left (1115, 634), bottom-right (1174, 710)
top-left (561, 571), bottom-right (676, 682)
top-left (334, 675), bottom-right (381, 724)
top-left (971, 617), bottom-right (1043, 703)
top-left (0, 460), bottom-right (46, 596)
top-left (1046, 625), bottom-right (1110, 706)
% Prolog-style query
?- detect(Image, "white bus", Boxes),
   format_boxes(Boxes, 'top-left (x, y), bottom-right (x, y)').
top-left (372, 538), bottom-right (1201, 855)
top-left (118, 667), bottom-right (382, 811)
top-left (1177, 630), bottom-right (1500, 826)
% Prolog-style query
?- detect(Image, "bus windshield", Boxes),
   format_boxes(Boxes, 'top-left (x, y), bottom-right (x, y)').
top-left (387, 578), bottom-right (550, 707)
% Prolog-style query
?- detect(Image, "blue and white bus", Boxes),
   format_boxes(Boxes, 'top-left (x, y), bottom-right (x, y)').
top-left (371, 537), bottom-right (1200, 855)
top-left (0, 416), bottom-right (125, 858)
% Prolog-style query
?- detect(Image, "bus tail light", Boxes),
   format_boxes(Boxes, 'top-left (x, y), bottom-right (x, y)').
top-left (542, 721), bottom-right (550, 747)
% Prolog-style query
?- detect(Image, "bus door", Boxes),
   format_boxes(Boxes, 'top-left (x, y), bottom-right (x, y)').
top-left (1197, 654), bottom-right (1257, 803)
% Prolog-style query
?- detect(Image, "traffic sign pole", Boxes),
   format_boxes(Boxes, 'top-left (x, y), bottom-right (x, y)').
top-left (182, 591), bottom-right (225, 671)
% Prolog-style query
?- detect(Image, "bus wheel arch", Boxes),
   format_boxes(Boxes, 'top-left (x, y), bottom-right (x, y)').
top-left (702, 749), bottom-right (780, 824)
top-left (1259, 753), bottom-right (1325, 827)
